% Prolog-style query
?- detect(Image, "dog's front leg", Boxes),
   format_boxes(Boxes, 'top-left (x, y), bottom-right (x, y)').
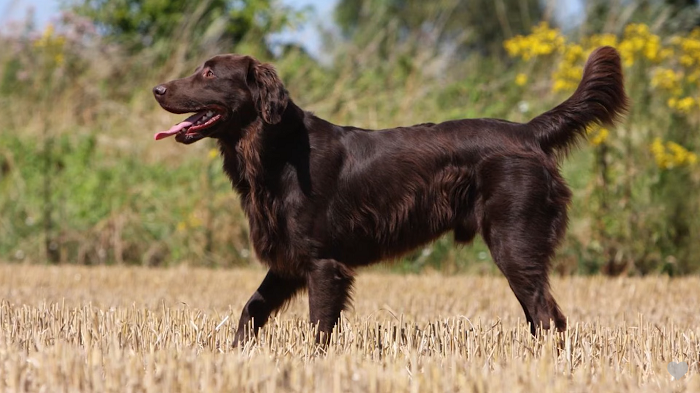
top-left (307, 259), bottom-right (355, 345)
top-left (233, 270), bottom-right (305, 346)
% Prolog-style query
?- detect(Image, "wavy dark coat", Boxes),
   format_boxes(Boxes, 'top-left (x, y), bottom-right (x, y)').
top-left (153, 47), bottom-right (629, 344)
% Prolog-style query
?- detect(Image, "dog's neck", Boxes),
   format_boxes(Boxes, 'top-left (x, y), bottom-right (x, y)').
top-left (217, 100), bottom-right (306, 186)
top-left (216, 100), bottom-right (309, 262)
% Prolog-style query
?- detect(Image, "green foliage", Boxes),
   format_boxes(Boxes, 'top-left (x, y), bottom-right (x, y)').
top-left (69, 0), bottom-right (304, 54)
top-left (1, 1), bottom-right (700, 275)
top-left (334, 0), bottom-right (542, 54)
top-left (0, 134), bottom-right (252, 266)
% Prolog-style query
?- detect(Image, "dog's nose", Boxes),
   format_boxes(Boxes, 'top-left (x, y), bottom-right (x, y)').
top-left (153, 85), bottom-right (167, 96)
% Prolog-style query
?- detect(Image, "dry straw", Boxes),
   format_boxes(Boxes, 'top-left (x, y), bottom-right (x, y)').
top-left (0, 264), bottom-right (698, 392)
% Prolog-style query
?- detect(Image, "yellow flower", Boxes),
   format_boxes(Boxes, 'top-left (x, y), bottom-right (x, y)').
top-left (658, 48), bottom-right (673, 61)
top-left (618, 23), bottom-right (663, 66)
top-left (592, 128), bottom-right (609, 146)
top-left (669, 28), bottom-right (700, 69)
top-left (563, 44), bottom-right (584, 63)
top-left (33, 24), bottom-right (54, 48)
top-left (688, 70), bottom-right (700, 83)
top-left (515, 73), bottom-right (528, 86)
top-left (644, 35), bottom-right (662, 61)
top-left (503, 22), bottom-right (565, 60)
top-left (689, 153), bottom-right (698, 165)
top-left (650, 138), bottom-right (697, 169)
top-left (585, 34), bottom-right (618, 50)
top-left (668, 96), bottom-right (696, 114)
top-left (208, 148), bottom-right (219, 159)
top-left (587, 126), bottom-right (609, 146)
top-left (677, 97), bottom-right (695, 112)
top-left (651, 68), bottom-right (681, 92)
top-left (32, 23), bottom-right (66, 68)
top-left (551, 44), bottom-right (585, 93)
top-left (188, 213), bottom-right (202, 228)
top-left (176, 221), bottom-right (187, 232)
top-left (650, 138), bottom-right (669, 169)
top-left (680, 55), bottom-right (694, 67)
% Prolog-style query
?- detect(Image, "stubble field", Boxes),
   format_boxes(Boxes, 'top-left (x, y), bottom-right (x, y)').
top-left (0, 263), bottom-right (698, 392)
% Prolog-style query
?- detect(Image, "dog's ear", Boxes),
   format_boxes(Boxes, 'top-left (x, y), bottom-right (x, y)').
top-left (247, 60), bottom-right (289, 124)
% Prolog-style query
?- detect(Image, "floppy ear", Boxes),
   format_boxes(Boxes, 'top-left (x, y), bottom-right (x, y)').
top-left (248, 61), bottom-right (289, 124)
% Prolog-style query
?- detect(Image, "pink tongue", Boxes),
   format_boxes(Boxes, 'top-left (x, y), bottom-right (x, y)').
top-left (154, 111), bottom-right (207, 140)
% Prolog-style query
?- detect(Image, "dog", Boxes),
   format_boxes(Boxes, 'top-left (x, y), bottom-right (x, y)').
top-left (153, 46), bottom-right (628, 344)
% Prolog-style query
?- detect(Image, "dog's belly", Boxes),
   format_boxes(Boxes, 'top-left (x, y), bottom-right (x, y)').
top-left (332, 221), bottom-right (452, 266)
top-left (325, 180), bottom-right (475, 266)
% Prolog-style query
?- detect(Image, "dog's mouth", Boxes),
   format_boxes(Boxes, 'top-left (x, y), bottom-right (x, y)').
top-left (154, 109), bottom-right (224, 144)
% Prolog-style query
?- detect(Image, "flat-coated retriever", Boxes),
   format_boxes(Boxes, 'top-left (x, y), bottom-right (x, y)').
top-left (153, 46), bottom-right (628, 344)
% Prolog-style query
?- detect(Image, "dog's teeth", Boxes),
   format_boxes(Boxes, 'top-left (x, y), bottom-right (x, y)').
top-left (206, 111), bottom-right (214, 117)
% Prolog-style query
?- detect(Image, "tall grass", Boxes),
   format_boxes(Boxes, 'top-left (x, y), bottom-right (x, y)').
top-left (0, 5), bottom-right (698, 273)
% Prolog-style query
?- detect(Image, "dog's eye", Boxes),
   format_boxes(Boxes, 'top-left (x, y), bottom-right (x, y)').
top-left (204, 69), bottom-right (215, 78)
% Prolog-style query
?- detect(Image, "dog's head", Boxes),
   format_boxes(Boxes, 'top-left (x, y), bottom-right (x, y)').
top-left (153, 54), bottom-right (289, 144)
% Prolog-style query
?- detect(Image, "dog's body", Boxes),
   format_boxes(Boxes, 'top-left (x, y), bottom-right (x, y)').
top-left (153, 47), bottom-right (628, 344)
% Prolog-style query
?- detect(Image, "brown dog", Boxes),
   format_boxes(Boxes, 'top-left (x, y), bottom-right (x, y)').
top-left (153, 47), bottom-right (628, 344)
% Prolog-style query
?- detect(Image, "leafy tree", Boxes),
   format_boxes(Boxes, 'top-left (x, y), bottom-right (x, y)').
top-left (665, 0), bottom-right (700, 30)
top-left (665, 0), bottom-right (696, 8)
top-left (68, 0), bottom-right (304, 53)
top-left (334, 0), bottom-right (543, 55)
top-left (583, 0), bottom-right (700, 35)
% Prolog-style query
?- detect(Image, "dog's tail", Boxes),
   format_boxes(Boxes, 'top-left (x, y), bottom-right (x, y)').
top-left (529, 46), bottom-right (628, 156)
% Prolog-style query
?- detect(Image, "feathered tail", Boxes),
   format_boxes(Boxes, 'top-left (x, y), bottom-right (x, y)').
top-left (529, 46), bottom-right (629, 156)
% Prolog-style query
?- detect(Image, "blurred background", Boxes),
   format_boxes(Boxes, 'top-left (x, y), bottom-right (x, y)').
top-left (0, 0), bottom-right (698, 275)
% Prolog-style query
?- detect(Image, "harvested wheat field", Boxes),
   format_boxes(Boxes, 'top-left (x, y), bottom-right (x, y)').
top-left (0, 263), bottom-right (698, 392)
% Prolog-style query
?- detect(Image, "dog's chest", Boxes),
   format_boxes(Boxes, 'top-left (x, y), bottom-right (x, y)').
top-left (240, 188), bottom-right (312, 274)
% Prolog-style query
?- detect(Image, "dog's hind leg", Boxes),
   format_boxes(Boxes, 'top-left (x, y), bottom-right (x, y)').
top-left (479, 157), bottom-right (569, 336)
top-left (307, 259), bottom-right (355, 345)
top-left (484, 216), bottom-right (568, 335)
top-left (233, 270), bottom-right (306, 346)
